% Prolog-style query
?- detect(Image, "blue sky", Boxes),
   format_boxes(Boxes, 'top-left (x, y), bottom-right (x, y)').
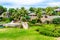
top-left (0, 0), bottom-right (60, 9)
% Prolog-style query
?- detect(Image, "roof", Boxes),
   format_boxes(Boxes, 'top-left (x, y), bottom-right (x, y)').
top-left (41, 16), bottom-right (60, 22)
top-left (47, 16), bottom-right (60, 19)
top-left (29, 13), bottom-right (36, 16)
top-left (55, 8), bottom-right (60, 11)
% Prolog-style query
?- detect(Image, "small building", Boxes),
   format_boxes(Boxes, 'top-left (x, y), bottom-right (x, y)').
top-left (29, 13), bottom-right (38, 20)
top-left (41, 15), bottom-right (60, 23)
top-left (54, 8), bottom-right (60, 12)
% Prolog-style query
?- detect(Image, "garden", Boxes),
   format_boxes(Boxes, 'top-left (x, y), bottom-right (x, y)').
top-left (0, 6), bottom-right (60, 40)
top-left (0, 25), bottom-right (56, 40)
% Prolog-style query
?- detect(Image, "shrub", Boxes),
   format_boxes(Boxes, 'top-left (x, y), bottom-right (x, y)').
top-left (44, 20), bottom-right (50, 24)
top-left (36, 24), bottom-right (60, 37)
top-left (52, 17), bottom-right (60, 24)
top-left (0, 17), bottom-right (3, 21)
top-left (21, 17), bottom-right (26, 22)
top-left (39, 27), bottom-right (60, 37)
top-left (30, 19), bottom-right (37, 24)
top-left (25, 15), bottom-right (30, 21)
top-left (2, 18), bottom-right (11, 23)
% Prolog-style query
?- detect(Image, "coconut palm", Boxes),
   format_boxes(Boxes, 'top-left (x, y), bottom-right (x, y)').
top-left (0, 6), bottom-right (7, 15)
top-left (36, 8), bottom-right (42, 18)
top-left (45, 7), bottom-right (54, 16)
top-left (29, 7), bottom-right (36, 13)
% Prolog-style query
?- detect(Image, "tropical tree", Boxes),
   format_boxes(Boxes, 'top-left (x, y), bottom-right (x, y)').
top-left (8, 8), bottom-right (16, 20)
top-left (36, 8), bottom-right (42, 18)
top-left (34, 8), bottom-right (43, 23)
top-left (0, 6), bottom-right (7, 15)
top-left (8, 8), bottom-right (16, 14)
top-left (10, 7), bottom-right (29, 21)
top-left (29, 7), bottom-right (36, 13)
top-left (20, 7), bottom-right (28, 17)
top-left (45, 7), bottom-right (54, 15)
top-left (20, 7), bottom-right (29, 21)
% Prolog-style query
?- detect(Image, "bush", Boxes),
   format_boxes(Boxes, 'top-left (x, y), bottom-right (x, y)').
top-left (2, 18), bottom-right (11, 23)
top-left (52, 17), bottom-right (60, 24)
top-left (25, 15), bottom-right (30, 21)
top-left (44, 20), bottom-right (50, 24)
top-left (36, 24), bottom-right (60, 37)
top-left (21, 17), bottom-right (26, 22)
top-left (0, 17), bottom-right (3, 21)
top-left (30, 19), bottom-right (37, 24)
top-left (39, 27), bottom-right (60, 37)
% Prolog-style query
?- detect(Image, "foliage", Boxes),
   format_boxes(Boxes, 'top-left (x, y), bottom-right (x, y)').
top-left (21, 17), bottom-right (26, 22)
top-left (1, 5), bottom-right (60, 23)
top-left (2, 18), bottom-right (11, 23)
top-left (8, 8), bottom-right (16, 14)
top-left (52, 17), bottom-right (60, 24)
top-left (25, 15), bottom-right (30, 21)
top-left (0, 6), bottom-right (7, 15)
top-left (29, 7), bottom-right (36, 13)
top-left (36, 24), bottom-right (60, 37)
top-left (0, 28), bottom-right (55, 40)
top-left (36, 8), bottom-right (42, 18)
top-left (0, 17), bottom-right (3, 21)
top-left (30, 19), bottom-right (37, 24)
top-left (9, 7), bottom-right (29, 21)
top-left (57, 12), bottom-right (60, 16)
top-left (45, 7), bottom-right (54, 15)
top-left (44, 20), bottom-right (50, 24)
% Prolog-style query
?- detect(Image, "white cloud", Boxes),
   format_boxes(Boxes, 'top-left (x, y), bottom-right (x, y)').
top-left (2, 0), bottom-right (60, 8)
top-left (0, 0), bottom-right (45, 8)
top-left (48, 2), bottom-right (60, 7)
top-left (0, 0), bottom-right (45, 5)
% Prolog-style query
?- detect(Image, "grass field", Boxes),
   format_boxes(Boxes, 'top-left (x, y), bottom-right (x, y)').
top-left (0, 26), bottom-right (56, 40)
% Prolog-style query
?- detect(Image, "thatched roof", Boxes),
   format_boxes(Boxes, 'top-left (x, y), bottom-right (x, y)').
top-left (29, 13), bottom-right (36, 16)
top-left (55, 8), bottom-right (60, 11)
top-left (41, 15), bottom-right (60, 23)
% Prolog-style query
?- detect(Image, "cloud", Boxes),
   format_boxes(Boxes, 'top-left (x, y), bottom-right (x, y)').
top-left (0, 0), bottom-right (60, 8)
top-left (47, 2), bottom-right (60, 7)
top-left (0, 0), bottom-right (45, 5)
top-left (0, 0), bottom-right (45, 8)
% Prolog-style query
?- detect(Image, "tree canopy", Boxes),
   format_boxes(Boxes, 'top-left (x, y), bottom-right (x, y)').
top-left (0, 6), bottom-right (7, 15)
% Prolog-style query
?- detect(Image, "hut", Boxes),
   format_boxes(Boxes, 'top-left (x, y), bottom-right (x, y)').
top-left (29, 13), bottom-right (38, 20)
top-left (41, 15), bottom-right (60, 23)
top-left (54, 8), bottom-right (60, 12)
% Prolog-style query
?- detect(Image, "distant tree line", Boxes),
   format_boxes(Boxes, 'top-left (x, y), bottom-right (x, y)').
top-left (0, 5), bottom-right (60, 23)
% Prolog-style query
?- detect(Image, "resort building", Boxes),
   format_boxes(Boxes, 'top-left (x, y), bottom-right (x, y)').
top-left (41, 15), bottom-right (60, 23)
top-left (29, 13), bottom-right (38, 20)
top-left (55, 8), bottom-right (60, 12)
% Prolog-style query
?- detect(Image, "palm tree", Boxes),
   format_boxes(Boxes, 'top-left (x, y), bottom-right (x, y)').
top-left (45, 7), bottom-right (54, 16)
top-left (36, 8), bottom-right (42, 18)
top-left (35, 8), bottom-right (43, 23)
top-left (20, 7), bottom-right (29, 21)
top-left (0, 6), bottom-right (7, 15)
top-left (29, 7), bottom-right (36, 13)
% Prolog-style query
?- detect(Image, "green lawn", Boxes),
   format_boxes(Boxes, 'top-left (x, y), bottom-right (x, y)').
top-left (0, 27), bottom-right (56, 40)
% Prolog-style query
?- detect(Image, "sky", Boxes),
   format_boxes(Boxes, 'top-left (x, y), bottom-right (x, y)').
top-left (0, 0), bottom-right (60, 9)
